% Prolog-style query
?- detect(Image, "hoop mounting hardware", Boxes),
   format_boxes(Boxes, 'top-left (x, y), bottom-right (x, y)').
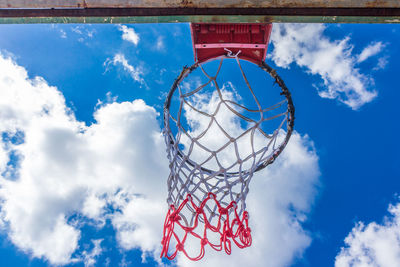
top-left (191, 23), bottom-right (273, 64)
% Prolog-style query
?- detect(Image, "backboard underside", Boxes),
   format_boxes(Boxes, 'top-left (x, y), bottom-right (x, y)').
top-left (0, 0), bottom-right (399, 24)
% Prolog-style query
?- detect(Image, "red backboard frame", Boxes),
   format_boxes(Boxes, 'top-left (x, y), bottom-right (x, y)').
top-left (191, 23), bottom-right (273, 64)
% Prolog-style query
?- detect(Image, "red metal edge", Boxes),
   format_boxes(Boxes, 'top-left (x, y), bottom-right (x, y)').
top-left (190, 23), bottom-right (197, 63)
top-left (190, 23), bottom-right (273, 65)
top-left (262, 24), bottom-right (273, 62)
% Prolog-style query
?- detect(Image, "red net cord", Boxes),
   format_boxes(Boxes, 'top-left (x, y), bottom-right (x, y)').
top-left (160, 193), bottom-right (252, 261)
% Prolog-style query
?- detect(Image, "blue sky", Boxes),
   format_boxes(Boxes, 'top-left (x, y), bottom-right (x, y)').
top-left (0, 23), bottom-right (399, 267)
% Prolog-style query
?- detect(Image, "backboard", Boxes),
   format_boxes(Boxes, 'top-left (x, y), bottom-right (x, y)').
top-left (0, 0), bottom-right (399, 24)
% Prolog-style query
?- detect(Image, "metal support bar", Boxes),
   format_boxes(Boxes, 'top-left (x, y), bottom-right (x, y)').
top-left (1, 0), bottom-right (399, 9)
top-left (0, 8), bottom-right (399, 24)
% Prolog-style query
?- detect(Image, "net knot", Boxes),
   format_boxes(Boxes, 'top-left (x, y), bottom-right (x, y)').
top-left (169, 211), bottom-right (181, 222)
top-left (219, 207), bottom-right (228, 215)
top-left (176, 243), bottom-right (184, 251)
top-left (201, 238), bottom-right (208, 246)
top-left (225, 229), bottom-right (233, 238)
top-left (196, 207), bottom-right (204, 214)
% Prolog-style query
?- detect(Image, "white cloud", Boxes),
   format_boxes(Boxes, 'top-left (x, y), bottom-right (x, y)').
top-left (156, 36), bottom-right (165, 51)
top-left (0, 52), bottom-right (165, 265)
top-left (82, 193), bottom-right (106, 220)
top-left (96, 91), bottom-right (119, 109)
top-left (119, 25), bottom-right (140, 45)
top-left (374, 56), bottom-right (389, 71)
top-left (270, 24), bottom-right (378, 110)
top-left (112, 196), bottom-right (165, 254)
top-left (71, 26), bottom-right (96, 41)
top-left (357, 42), bottom-right (384, 63)
top-left (0, 52), bottom-right (320, 267)
top-left (60, 29), bottom-right (67, 39)
top-left (0, 141), bottom-right (7, 175)
top-left (87, 29), bottom-right (95, 38)
top-left (71, 26), bottom-right (83, 35)
top-left (335, 202), bottom-right (400, 267)
top-left (82, 239), bottom-right (104, 267)
top-left (104, 53), bottom-right (146, 86)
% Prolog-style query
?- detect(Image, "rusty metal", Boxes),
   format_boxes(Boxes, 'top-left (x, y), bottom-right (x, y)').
top-left (0, 1), bottom-right (399, 24)
top-left (1, 0), bottom-right (400, 9)
top-left (1, 15), bottom-right (399, 24)
top-left (0, 8), bottom-right (400, 18)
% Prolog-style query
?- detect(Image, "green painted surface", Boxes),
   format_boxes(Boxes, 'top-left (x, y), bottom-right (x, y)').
top-left (0, 15), bottom-right (399, 24)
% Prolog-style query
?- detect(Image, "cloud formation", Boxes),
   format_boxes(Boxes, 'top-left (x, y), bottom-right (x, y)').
top-left (119, 25), bottom-right (140, 45)
top-left (156, 36), bottom-right (165, 51)
top-left (270, 24), bottom-right (378, 110)
top-left (0, 52), bottom-right (165, 265)
top-left (104, 53), bottom-right (146, 86)
top-left (335, 203), bottom-right (400, 267)
top-left (0, 52), bottom-right (320, 267)
top-left (71, 26), bottom-right (96, 42)
top-left (82, 239), bottom-right (104, 267)
top-left (357, 42), bottom-right (385, 63)
top-left (0, 53), bottom-right (83, 265)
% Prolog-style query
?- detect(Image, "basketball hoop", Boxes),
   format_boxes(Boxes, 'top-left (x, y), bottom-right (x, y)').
top-left (161, 23), bottom-right (295, 261)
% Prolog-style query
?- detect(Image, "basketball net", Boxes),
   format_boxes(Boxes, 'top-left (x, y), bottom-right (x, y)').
top-left (160, 50), bottom-right (294, 260)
